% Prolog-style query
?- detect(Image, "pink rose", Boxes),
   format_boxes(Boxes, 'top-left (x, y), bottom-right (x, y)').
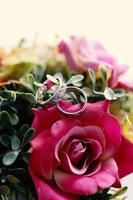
top-left (29, 101), bottom-right (133, 200)
top-left (58, 36), bottom-right (133, 91)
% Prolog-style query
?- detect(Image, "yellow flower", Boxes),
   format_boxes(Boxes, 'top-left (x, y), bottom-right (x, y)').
top-left (122, 114), bottom-right (133, 143)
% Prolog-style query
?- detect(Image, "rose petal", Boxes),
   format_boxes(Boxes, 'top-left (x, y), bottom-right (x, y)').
top-left (116, 80), bottom-right (133, 91)
top-left (115, 64), bottom-right (128, 76)
top-left (103, 113), bottom-right (122, 157)
top-left (87, 139), bottom-right (103, 161)
top-left (30, 130), bottom-right (57, 179)
top-left (58, 40), bottom-right (78, 70)
top-left (83, 126), bottom-right (105, 151)
top-left (115, 136), bottom-right (133, 178)
top-left (60, 152), bottom-right (89, 175)
top-left (30, 171), bottom-right (77, 200)
top-left (77, 102), bottom-right (105, 127)
top-left (68, 139), bottom-right (85, 163)
top-left (54, 169), bottom-right (98, 196)
top-left (91, 158), bottom-right (118, 188)
top-left (59, 101), bottom-right (106, 127)
top-left (32, 106), bottom-right (60, 134)
top-left (51, 118), bottom-right (80, 140)
top-left (86, 162), bottom-right (102, 176)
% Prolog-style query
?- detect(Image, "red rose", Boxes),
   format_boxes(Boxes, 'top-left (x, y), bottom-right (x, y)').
top-left (29, 101), bottom-right (133, 200)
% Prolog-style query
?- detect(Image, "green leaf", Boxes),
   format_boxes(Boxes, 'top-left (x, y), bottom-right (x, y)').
top-left (18, 124), bottom-right (29, 137)
top-left (24, 93), bottom-right (36, 104)
top-left (104, 87), bottom-right (117, 100)
top-left (46, 74), bottom-right (59, 84)
top-left (0, 195), bottom-right (6, 200)
top-left (0, 134), bottom-right (11, 148)
top-left (22, 128), bottom-right (35, 147)
top-left (99, 65), bottom-right (108, 85)
top-left (66, 75), bottom-right (84, 86)
top-left (110, 187), bottom-right (128, 199)
top-left (8, 106), bottom-right (17, 113)
top-left (22, 152), bottom-right (30, 163)
top-left (10, 113), bottom-right (19, 125)
top-left (0, 111), bottom-right (11, 126)
top-left (0, 111), bottom-right (18, 127)
top-left (10, 91), bottom-right (16, 101)
top-left (14, 185), bottom-right (27, 194)
top-left (0, 185), bottom-right (10, 195)
top-left (72, 81), bottom-right (82, 87)
top-left (68, 92), bottom-right (79, 103)
top-left (11, 135), bottom-right (20, 150)
top-left (82, 87), bottom-right (93, 97)
top-left (2, 151), bottom-right (19, 166)
top-left (88, 68), bottom-right (96, 89)
top-left (27, 73), bottom-right (35, 87)
top-left (7, 174), bottom-right (20, 184)
top-left (27, 73), bottom-right (36, 92)
top-left (114, 89), bottom-right (125, 98)
top-left (33, 64), bottom-right (45, 82)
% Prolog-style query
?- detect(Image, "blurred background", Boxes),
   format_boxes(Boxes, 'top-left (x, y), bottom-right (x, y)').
top-left (0, 0), bottom-right (132, 198)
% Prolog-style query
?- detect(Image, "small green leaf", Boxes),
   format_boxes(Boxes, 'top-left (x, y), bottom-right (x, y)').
top-left (2, 151), bottom-right (19, 166)
top-left (0, 111), bottom-right (11, 126)
top-left (24, 93), bottom-right (36, 104)
top-left (110, 187), bottom-right (128, 199)
top-left (114, 89), bottom-right (125, 98)
top-left (22, 152), bottom-right (30, 163)
top-left (14, 185), bottom-right (27, 194)
top-left (11, 135), bottom-right (20, 150)
top-left (0, 185), bottom-right (10, 195)
top-left (68, 92), bottom-right (79, 103)
top-left (66, 75), bottom-right (84, 86)
top-left (82, 87), bottom-right (92, 97)
top-left (99, 65), bottom-right (108, 85)
top-left (22, 128), bottom-right (35, 147)
top-left (33, 64), bottom-right (45, 82)
top-left (18, 124), bottom-right (29, 137)
top-left (88, 68), bottom-right (96, 89)
top-left (10, 113), bottom-right (19, 125)
top-left (0, 195), bottom-right (6, 200)
top-left (1, 90), bottom-right (16, 101)
top-left (72, 81), bottom-right (82, 87)
top-left (0, 97), bottom-right (8, 107)
top-left (7, 175), bottom-right (20, 184)
top-left (8, 106), bottom-right (17, 113)
top-left (104, 87), bottom-right (117, 100)
top-left (10, 91), bottom-right (16, 101)
top-left (46, 74), bottom-right (59, 84)
top-left (27, 73), bottom-right (35, 87)
top-left (0, 134), bottom-right (11, 148)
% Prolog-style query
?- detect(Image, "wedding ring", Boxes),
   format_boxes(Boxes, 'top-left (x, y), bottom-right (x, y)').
top-left (35, 77), bottom-right (67, 107)
top-left (35, 76), bottom-right (87, 116)
top-left (57, 86), bottom-right (87, 116)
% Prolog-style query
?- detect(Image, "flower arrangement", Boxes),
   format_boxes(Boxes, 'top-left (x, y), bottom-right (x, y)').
top-left (0, 36), bottom-right (133, 200)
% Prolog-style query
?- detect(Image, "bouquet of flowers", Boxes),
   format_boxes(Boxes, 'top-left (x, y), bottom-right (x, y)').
top-left (0, 36), bottom-right (133, 200)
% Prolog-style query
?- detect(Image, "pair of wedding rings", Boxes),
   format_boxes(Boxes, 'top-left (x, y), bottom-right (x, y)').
top-left (35, 77), bottom-right (87, 116)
